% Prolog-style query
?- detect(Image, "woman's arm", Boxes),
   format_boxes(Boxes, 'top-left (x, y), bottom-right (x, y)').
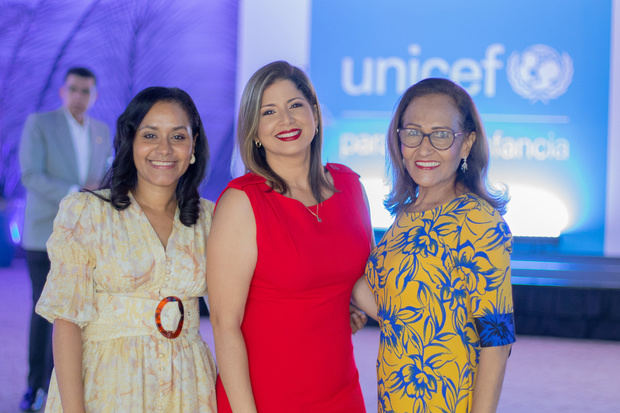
top-left (206, 188), bottom-right (258, 413)
top-left (471, 344), bottom-right (512, 413)
top-left (351, 184), bottom-right (379, 321)
top-left (52, 319), bottom-right (86, 413)
top-left (352, 277), bottom-right (378, 321)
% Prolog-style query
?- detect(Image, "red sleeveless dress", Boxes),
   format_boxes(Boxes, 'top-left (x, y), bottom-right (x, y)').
top-left (215, 163), bottom-right (371, 412)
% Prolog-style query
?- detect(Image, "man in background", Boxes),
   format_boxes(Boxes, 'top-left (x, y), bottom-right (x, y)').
top-left (18, 67), bottom-right (111, 411)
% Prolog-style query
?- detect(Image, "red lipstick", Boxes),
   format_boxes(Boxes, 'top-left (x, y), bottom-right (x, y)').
top-left (275, 128), bottom-right (302, 141)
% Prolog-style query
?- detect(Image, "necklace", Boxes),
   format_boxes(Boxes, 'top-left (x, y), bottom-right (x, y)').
top-left (305, 203), bottom-right (322, 222)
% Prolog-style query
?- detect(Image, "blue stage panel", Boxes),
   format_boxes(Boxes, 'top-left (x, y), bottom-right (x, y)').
top-left (310, 0), bottom-right (612, 255)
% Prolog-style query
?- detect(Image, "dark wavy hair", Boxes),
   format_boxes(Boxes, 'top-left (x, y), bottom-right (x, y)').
top-left (238, 60), bottom-right (334, 202)
top-left (385, 78), bottom-right (507, 216)
top-left (97, 87), bottom-right (209, 226)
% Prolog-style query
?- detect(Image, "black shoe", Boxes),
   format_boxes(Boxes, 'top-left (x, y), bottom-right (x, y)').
top-left (19, 387), bottom-right (46, 412)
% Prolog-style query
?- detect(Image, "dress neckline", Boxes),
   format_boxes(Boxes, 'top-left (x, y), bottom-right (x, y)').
top-left (128, 191), bottom-right (180, 253)
top-left (256, 164), bottom-right (340, 209)
top-left (403, 193), bottom-right (474, 217)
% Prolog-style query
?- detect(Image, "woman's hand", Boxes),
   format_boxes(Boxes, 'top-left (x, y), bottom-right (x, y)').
top-left (351, 276), bottom-right (378, 321)
top-left (349, 304), bottom-right (367, 334)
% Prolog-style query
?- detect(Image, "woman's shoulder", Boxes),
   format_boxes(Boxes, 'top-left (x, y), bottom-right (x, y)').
top-left (326, 163), bottom-right (363, 194)
top-left (455, 194), bottom-right (511, 241)
top-left (326, 163), bottom-right (360, 178)
top-left (199, 197), bottom-right (215, 216)
top-left (226, 172), bottom-right (265, 190)
top-left (53, 190), bottom-right (111, 231)
top-left (59, 189), bottom-right (110, 212)
top-left (453, 194), bottom-right (512, 252)
top-left (216, 173), bottom-right (266, 207)
top-left (459, 193), bottom-right (503, 220)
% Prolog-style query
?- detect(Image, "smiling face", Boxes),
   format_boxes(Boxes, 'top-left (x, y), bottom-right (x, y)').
top-left (133, 101), bottom-right (195, 193)
top-left (256, 79), bottom-right (317, 162)
top-left (400, 93), bottom-right (475, 201)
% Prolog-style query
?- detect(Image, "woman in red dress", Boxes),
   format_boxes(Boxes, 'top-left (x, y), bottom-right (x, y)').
top-left (207, 61), bottom-right (377, 412)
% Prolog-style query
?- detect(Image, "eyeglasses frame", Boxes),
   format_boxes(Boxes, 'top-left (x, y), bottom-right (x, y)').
top-left (396, 127), bottom-right (468, 151)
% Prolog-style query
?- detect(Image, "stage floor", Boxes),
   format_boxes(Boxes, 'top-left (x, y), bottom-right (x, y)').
top-left (2, 258), bottom-right (619, 412)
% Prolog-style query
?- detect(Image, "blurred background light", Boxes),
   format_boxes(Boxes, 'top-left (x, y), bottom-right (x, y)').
top-left (504, 184), bottom-right (570, 238)
top-left (9, 220), bottom-right (21, 244)
top-left (359, 177), bottom-right (392, 229)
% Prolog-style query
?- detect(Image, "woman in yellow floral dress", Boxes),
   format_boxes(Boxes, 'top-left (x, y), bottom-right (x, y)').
top-left (36, 87), bottom-right (217, 412)
top-left (365, 78), bottom-right (514, 413)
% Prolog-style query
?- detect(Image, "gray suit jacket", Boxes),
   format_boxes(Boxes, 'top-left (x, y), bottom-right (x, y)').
top-left (19, 108), bottom-right (112, 250)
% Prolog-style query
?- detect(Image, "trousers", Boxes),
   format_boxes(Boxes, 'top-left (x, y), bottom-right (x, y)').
top-left (25, 250), bottom-right (54, 390)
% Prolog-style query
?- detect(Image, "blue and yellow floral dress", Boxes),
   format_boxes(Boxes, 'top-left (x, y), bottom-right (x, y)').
top-left (365, 193), bottom-right (515, 413)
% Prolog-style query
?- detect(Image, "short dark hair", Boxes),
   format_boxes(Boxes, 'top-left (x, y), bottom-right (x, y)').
top-left (98, 87), bottom-right (209, 226)
top-left (385, 77), bottom-right (507, 215)
top-left (64, 67), bottom-right (97, 84)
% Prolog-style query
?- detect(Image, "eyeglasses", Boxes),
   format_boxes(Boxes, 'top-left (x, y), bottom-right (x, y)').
top-left (397, 128), bottom-right (466, 150)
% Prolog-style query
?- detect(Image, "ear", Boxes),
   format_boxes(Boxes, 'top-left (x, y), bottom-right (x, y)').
top-left (313, 104), bottom-right (319, 125)
top-left (191, 133), bottom-right (198, 153)
top-left (461, 131), bottom-right (476, 158)
top-left (88, 86), bottom-right (98, 106)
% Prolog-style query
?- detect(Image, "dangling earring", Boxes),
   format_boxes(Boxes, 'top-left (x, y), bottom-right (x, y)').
top-left (460, 157), bottom-right (468, 173)
top-left (190, 153), bottom-right (196, 164)
top-left (255, 140), bottom-right (262, 148)
top-left (315, 127), bottom-right (319, 136)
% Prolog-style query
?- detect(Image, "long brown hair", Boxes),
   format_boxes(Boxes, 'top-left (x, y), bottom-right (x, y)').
top-left (237, 60), bottom-right (333, 202)
top-left (385, 78), bottom-right (507, 215)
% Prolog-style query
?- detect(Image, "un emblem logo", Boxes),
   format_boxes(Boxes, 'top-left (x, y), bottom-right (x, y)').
top-left (507, 44), bottom-right (573, 103)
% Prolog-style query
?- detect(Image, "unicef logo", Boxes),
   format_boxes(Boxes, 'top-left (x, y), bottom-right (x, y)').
top-left (507, 44), bottom-right (573, 103)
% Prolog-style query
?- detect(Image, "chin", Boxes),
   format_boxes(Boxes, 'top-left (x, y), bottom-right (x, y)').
top-left (144, 176), bottom-right (181, 189)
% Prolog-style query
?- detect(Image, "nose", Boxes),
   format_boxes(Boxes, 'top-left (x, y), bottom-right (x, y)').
top-left (156, 137), bottom-right (173, 155)
top-left (417, 134), bottom-right (435, 153)
top-left (74, 90), bottom-right (88, 102)
top-left (281, 109), bottom-right (295, 124)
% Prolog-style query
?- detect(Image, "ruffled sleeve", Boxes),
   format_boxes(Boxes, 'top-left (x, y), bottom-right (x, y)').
top-left (457, 199), bottom-right (516, 347)
top-left (35, 192), bottom-right (97, 328)
top-left (200, 198), bottom-right (215, 233)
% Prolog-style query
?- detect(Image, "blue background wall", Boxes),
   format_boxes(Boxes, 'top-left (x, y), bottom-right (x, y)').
top-left (310, 0), bottom-right (612, 255)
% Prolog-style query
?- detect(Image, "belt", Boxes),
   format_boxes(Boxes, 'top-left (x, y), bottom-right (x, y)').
top-left (82, 292), bottom-right (200, 342)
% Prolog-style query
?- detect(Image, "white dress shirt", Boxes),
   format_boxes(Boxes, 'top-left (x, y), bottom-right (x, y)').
top-left (63, 108), bottom-right (91, 190)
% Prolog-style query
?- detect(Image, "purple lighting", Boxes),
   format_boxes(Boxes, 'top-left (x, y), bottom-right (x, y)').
top-left (0, 0), bottom-right (238, 207)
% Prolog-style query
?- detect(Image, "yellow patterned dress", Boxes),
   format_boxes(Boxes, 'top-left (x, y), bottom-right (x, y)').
top-left (365, 194), bottom-right (515, 413)
top-left (36, 190), bottom-right (217, 413)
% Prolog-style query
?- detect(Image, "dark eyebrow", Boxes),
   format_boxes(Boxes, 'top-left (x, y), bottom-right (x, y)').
top-left (260, 96), bottom-right (304, 109)
top-left (402, 122), bottom-right (422, 128)
top-left (138, 125), bottom-right (158, 131)
top-left (137, 125), bottom-right (189, 131)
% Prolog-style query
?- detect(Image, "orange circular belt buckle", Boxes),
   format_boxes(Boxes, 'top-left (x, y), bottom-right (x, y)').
top-left (155, 296), bottom-right (184, 339)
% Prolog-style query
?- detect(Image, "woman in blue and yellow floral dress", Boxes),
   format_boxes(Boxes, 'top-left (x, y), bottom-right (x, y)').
top-left (365, 78), bottom-right (515, 413)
